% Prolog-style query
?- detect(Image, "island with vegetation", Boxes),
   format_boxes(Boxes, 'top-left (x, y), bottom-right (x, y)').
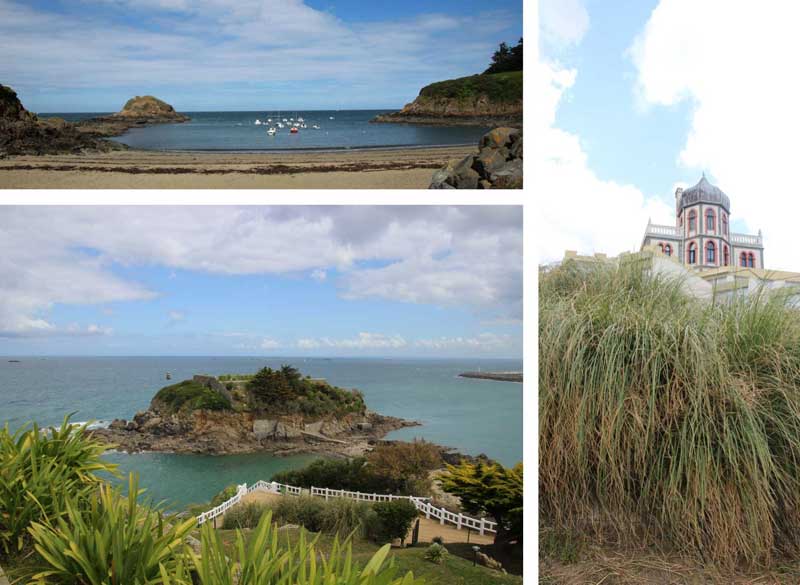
top-left (373, 39), bottom-right (522, 127)
top-left (91, 365), bottom-right (418, 456)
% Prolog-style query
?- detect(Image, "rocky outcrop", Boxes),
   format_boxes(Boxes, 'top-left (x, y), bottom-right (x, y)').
top-left (430, 127), bottom-right (522, 189)
top-left (0, 84), bottom-right (125, 156)
top-left (78, 95), bottom-right (189, 137)
top-left (372, 72), bottom-right (522, 127)
top-left (92, 405), bottom-right (417, 457)
top-left (372, 96), bottom-right (521, 127)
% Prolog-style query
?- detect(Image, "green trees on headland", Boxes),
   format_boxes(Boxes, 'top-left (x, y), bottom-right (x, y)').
top-left (485, 38), bottom-right (523, 74)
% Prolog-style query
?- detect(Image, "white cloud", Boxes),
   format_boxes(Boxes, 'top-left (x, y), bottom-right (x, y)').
top-left (0, 207), bottom-right (521, 337)
top-left (310, 269), bottom-right (327, 282)
top-left (415, 333), bottom-right (512, 351)
top-left (630, 0), bottom-right (800, 270)
top-left (0, 0), bottom-right (517, 109)
top-left (539, 0), bottom-right (589, 48)
top-left (534, 58), bottom-right (673, 263)
top-left (297, 333), bottom-right (407, 350)
top-left (259, 338), bottom-right (281, 350)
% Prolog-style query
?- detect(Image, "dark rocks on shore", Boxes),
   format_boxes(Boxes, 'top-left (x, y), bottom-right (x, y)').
top-left (430, 127), bottom-right (522, 189)
top-left (459, 371), bottom-right (523, 383)
top-left (0, 86), bottom-right (188, 156)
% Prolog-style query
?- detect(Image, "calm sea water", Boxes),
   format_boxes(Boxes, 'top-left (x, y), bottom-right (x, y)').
top-left (40, 110), bottom-right (490, 151)
top-left (0, 357), bottom-right (522, 507)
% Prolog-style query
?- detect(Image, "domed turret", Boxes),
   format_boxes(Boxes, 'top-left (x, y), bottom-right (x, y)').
top-left (678, 173), bottom-right (730, 213)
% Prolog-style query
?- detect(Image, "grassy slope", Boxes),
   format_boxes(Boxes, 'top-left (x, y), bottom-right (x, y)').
top-left (418, 71), bottom-right (522, 103)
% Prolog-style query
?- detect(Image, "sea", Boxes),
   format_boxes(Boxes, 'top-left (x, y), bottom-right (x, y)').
top-left (39, 110), bottom-right (491, 151)
top-left (0, 356), bottom-right (522, 508)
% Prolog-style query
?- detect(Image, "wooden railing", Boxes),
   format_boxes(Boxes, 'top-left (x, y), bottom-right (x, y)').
top-left (197, 480), bottom-right (497, 535)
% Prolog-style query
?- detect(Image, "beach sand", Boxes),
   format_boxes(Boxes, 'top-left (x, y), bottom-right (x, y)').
top-left (0, 145), bottom-right (475, 189)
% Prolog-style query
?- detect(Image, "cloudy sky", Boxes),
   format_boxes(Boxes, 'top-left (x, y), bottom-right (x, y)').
top-left (0, 206), bottom-right (522, 358)
top-left (1, 0), bottom-right (521, 112)
top-left (536, 0), bottom-right (800, 270)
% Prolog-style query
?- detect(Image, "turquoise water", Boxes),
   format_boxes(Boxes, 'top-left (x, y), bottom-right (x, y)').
top-left (40, 110), bottom-right (490, 151)
top-left (0, 357), bottom-right (522, 508)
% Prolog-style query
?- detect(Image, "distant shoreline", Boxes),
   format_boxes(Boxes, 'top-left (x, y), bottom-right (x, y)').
top-left (460, 371), bottom-right (523, 383)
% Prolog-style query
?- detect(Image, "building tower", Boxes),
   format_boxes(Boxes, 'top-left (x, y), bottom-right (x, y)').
top-left (641, 175), bottom-right (764, 271)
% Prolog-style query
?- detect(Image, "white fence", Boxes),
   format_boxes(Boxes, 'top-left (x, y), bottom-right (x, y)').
top-left (197, 480), bottom-right (497, 535)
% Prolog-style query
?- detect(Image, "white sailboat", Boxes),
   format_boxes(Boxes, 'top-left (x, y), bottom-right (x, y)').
top-left (255, 119), bottom-right (262, 125)
top-left (267, 127), bottom-right (277, 136)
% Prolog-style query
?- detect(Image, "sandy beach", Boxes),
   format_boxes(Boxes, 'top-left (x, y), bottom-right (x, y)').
top-left (0, 145), bottom-right (475, 189)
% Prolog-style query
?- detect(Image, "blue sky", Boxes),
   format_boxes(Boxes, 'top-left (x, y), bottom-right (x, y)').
top-left (0, 207), bottom-right (522, 357)
top-left (1, 0), bottom-right (522, 112)
top-left (537, 0), bottom-right (800, 268)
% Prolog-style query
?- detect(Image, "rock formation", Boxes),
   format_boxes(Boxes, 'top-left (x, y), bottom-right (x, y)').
top-left (372, 72), bottom-right (522, 127)
top-left (92, 373), bottom-right (418, 456)
top-left (0, 84), bottom-right (124, 156)
top-left (430, 127), bottom-right (522, 189)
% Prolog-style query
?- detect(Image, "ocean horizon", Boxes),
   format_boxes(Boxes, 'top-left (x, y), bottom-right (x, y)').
top-left (0, 355), bottom-right (522, 507)
top-left (38, 110), bottom-right (492, 151)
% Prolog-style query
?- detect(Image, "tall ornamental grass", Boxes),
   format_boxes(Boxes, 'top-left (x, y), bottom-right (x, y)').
top-left (539, 262), bottom-right (800, 568)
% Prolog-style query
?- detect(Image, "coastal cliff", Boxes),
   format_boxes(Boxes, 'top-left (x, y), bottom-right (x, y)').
top-left (0, 84), bottom-right (124, 156)
top-left (0, 86), bottom-right (188, 155)
top-left (372, 71), bottom-right (522, 127)
top-left (91, 370), bottom-right (418, 457)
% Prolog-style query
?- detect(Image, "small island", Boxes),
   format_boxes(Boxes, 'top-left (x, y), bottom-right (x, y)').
top-left (91, 365), bottom-right (418, 456)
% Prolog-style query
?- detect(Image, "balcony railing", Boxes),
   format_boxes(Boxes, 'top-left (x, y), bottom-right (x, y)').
top-left (730, 232), bottom-right (763, 246)
top-left (645, 224), bottom-right (680, 237)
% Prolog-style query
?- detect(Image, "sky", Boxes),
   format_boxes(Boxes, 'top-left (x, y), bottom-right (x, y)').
top-left (0, 206), bottom-right (522, 358)
top-left (536, 0), bottom-right (800, 271)
top-left (0, 0), bottom-right (522, 112)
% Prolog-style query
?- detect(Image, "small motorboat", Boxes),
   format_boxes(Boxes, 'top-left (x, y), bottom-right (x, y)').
top-left (267, 127), bottom-right (277, 135)
top-left (255, 119), bottom-right (262, 125)
top-left (166, 372), bottom-right (172, 380)
top-left (329, 116), bottom-right (334, 120)
top-left (267, 118), bottom-right (272, 123)
top-left (312, 124), bottom-right (320, 129)
top-left (290, 127), bottom-right (298, 133)
top-left (297, 117), bottom-right (304, 122)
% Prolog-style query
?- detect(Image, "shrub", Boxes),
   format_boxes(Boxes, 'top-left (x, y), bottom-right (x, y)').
top-left (27, 474), bottom-right (195, 585)
top-left (222, 501), bottom-right (269, 530)
top-left (423, 543), bottom-right (448, 564)
top-left (153, 380), bottom-right (231, 413)
top-left (540, 261), bottom-right (800, 567)
top-left (0, 416), bottom-right (116, 556)
top-left (209, 484), bottom-right (238, 507)
top-left (365, 440), bottom-right (442, 495)
top-left (181, 511), bottom-right (426, 585)
top-left (318, 497), bottom-right (374, 538)
top-left (272, 457), bottom-right (388, 492)
top-left (440, 460), bottom-right (522, 547)
top-left (431, 535), bottom-right (444, 545)
top-left (272, 495), bottom-right (326, 532)
top-left (368, 500), bottom-right (418, 545)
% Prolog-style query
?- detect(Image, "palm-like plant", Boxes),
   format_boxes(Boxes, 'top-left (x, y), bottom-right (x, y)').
top-left (0, 416), bottom-right (117, 555)
top-left (185, 510), bottom-right (425, 585)
top-left (28, 474), bottom-right (195, 585)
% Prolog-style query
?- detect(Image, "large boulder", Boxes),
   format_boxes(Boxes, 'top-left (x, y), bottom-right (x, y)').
top-left (429, 126), bottom-right (522, 189)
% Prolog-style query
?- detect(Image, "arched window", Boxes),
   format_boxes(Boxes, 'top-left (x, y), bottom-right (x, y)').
top-left (664, 244), bottom-right (672, 257)
top-left (722, 214), bottom-right (728, 236)
top-left (740, 252), bottom-right (747, 267)
top-left (706, 208), bottom-right (715, 232)
top-left (706, 241), bottom-right (716, 264)
top-left (688, 242), bottom-right (696, 264)
top-left (748, 252), bottom-right (755, 268)
top-left (723, 245), bottom-right (729, 266)
top-left (688, 210), bottom-right (697, 233)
